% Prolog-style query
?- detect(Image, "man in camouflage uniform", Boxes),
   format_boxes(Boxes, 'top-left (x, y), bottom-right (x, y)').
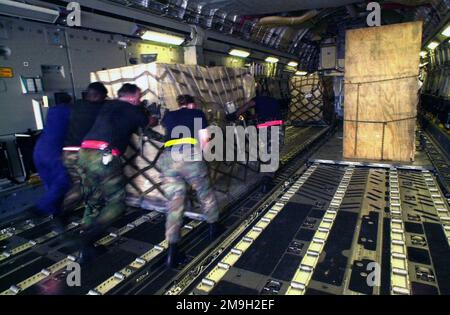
top-left (62, 82), bottom-right (108, 211)
top-left (161, 94), bottom-right (219, 268)
top-left (77, 84), bottom-right (150, 262)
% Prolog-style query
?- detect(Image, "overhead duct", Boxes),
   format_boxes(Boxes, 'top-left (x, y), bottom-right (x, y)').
top-left (197, 0), bottom-right (363, 15)
top-left (257, 10), bottom-right (319, 27)
top-left (345, 4), bottom-right (358, 17)
top-left (388, 0), bottom-right (431, 5)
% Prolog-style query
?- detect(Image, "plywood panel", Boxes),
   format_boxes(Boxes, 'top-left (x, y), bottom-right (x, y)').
top-left (343, 21), bottom-right (422, 162)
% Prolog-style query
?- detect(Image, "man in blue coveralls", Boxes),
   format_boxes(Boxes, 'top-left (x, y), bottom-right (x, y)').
top-left (32, 94), bottom-right (72, 218)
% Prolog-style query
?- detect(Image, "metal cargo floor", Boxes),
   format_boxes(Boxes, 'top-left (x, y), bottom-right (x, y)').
top-left (1, 125), bottom-right (449, 295)
top-left (191, 162), bottom-right (450, 295)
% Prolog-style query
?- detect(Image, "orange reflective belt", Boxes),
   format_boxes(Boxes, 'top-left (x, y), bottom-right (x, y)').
top-left (256, 120), bottom-right (284, 129)
top-left (81, 140), bottom-right (120, 156)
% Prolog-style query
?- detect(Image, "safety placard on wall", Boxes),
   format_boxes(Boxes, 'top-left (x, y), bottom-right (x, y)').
top-left (20, 76), bottom-right (43, 94)
top-left (0, 67), bottom-right (13, 78)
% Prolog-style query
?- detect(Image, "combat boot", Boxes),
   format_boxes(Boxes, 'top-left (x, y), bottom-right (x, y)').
top-left (78, 243), bottom-right (96, 265)
top-left (167, 243), bottom-right (181, 268)
top-left (209, 222), bottom-right (224, 241)
top-left (77, 224), bottom-right (106, 266)
top-left (261, 175), bottom-right (273, 193)
top-left (25, 205), bottom-right (47, 219)
top-left (50, 211), bottom-right (70, 234)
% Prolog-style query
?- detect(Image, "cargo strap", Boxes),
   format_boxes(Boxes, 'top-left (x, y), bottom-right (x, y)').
top-left (81, 140), bottom-right (120, 156)
top-left (257, 120), bottom-right (284, 129)
top-left (164, 137), bottom-right (198, 148)
top-left (344, 75), bottom-right (418, 160)
top-left (344, 74), bottom-right (418, 85)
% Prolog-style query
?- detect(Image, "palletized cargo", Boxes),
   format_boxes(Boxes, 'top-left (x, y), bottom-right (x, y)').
top-left (288, 73), bottom-right (326, 124)
top-left (90, 63), bottom-right (259, 213)
top-left (343, 21), bottom-right (422, 162)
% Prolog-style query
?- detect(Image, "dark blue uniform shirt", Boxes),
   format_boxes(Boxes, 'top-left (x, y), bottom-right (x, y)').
top-left (253, 96), bottom-right (282, 122)
top-left (83, 100), bottom-right (148, 154)
top-left (65, 99), bottom-right (105, 147)
top-left (161, 108), bottom-right (209, 143)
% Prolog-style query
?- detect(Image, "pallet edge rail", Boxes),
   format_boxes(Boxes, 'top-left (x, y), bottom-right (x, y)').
top-left (194, 164), bottom-right (320, 294)
top-left (388, 168), bottom-right (411, 295)
top-left (285, 166), bottom-right (355, 295)
top-left (160, 127), bottom-right (334, 295)
top-left (0, 210), bottom-right (160, 295)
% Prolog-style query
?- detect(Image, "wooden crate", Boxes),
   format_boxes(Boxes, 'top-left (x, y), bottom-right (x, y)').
top-left (343, 22), bottom-right (422, 162)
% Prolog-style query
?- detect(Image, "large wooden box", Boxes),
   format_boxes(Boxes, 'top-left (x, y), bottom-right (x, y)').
top-left (343, 22), bottom-right (422, 162)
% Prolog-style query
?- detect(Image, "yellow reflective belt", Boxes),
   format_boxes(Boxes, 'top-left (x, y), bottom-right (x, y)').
top-left (164, 137), bottom-right (198, 148)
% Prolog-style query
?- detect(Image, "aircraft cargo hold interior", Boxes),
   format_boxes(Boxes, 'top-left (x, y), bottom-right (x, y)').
top-left (0, 0), bottom-right (449, 298)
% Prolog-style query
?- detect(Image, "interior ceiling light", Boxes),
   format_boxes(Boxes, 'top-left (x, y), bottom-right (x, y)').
top-left (265, 56), bottom-right (279, 63)
top-left (427, 41), bottom-right (440, 50)
top-left (441, 25), bottom-right (450, 37)
top-left (229, 49), bottom-right (250, 58)
top-left (295, 71), bottom-right (308, 76)
top-left (287, 61), bottom-right (298, 67)
top-left (141, 30), bottom-right (185, 46)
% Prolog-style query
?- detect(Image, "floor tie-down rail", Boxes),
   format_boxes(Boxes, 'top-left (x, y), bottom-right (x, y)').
top-left (0, 126), bottom-right (331, 296)
top-left (185, 160), bottom-right (450, 295)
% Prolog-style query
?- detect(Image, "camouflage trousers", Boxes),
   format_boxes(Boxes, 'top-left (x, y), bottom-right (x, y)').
top-left (77, 149), bottom-right (126, 227)
top-left (160, 148), bottom-right (219, 244)
top-left (62, 151), bottom-right (83, 210)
